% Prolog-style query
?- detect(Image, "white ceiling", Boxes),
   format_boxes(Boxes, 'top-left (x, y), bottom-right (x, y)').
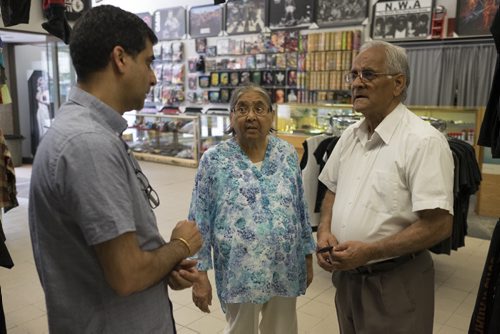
top-left (0, 30), bottom-right (48, 44)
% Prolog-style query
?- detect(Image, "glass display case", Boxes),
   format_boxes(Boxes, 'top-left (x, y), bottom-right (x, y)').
top-left (122, 111), bottom-right (231, 167)
top-left (275, 103), bottom-right (357, 159)
top-left (276, 103), bottom-right (499, 216)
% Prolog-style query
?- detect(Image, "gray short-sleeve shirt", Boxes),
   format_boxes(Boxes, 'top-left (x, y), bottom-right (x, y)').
top-left (29, 87), bottom-right (175, 333)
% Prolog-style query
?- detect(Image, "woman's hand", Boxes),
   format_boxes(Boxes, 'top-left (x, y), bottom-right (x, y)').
top-left (189, 271), bottom-right (212, 313)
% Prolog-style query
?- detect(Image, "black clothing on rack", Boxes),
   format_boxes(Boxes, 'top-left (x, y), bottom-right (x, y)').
top-left (469, 219), bottom-right (500, 334)
top-left (0, 0), bottom-right (30, 27)
top-left (313, 136), bottom-right (339, 212)
top-left (430, 139), bottom-right (481, 254)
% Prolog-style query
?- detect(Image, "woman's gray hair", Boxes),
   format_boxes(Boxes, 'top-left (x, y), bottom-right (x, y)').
top-left (226, 84), bottom-right (276, 135)
top-left (229, 84), bottom-right (273, 112)
top-left (360, 40), bottom-right (410, 101)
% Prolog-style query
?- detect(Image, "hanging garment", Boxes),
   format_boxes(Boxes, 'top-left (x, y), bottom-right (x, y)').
top-left (0, 0), bottom-right (30, 27)
top-left (42, 0), bottom-right (71, 44)
top-left (430, 139), bottom-right (481, 254)
top-left (300, 134), bottom-right (329, 227)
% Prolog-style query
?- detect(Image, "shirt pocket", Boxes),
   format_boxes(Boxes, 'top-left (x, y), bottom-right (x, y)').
top-left (363, 170), bottom-right (399, 214)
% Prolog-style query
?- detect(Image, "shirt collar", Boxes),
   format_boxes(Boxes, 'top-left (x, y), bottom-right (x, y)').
top-left (67, 86), bottom-right (128, 135)
top-left (353, 103), bottom-right (405, 146)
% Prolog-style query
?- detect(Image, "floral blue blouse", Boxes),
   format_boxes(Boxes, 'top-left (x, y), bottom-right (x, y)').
top-left (189, 136), bottom-right (316, 306)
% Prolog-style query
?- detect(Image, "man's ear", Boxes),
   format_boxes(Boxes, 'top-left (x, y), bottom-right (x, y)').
top-left (393, 74), bottom-right (406, 98)
top-left (110, 46), bottom-right (127, 73)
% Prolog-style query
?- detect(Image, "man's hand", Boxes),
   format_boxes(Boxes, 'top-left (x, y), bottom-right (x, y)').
top-left (315, 232), bottom-right (338, 272)
top-left (167, 259), bottom-right (198, 290)
top-left (170, 220), bottom-right (203, 257)
top-left (329, 241), bottom-right (373, 271)
top-left (306, 254), bottom-right (313, 287)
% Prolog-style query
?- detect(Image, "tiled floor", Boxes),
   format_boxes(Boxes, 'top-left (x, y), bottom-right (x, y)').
top-left (1, 162), bottom-right (493, 334)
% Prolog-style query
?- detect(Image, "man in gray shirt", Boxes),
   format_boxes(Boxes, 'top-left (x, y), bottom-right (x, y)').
top-left (29, 5), bottom-right (202, 333)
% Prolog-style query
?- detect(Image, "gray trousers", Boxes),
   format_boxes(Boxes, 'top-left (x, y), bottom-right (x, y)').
top-left (333, 251), bottom-right (434, 334)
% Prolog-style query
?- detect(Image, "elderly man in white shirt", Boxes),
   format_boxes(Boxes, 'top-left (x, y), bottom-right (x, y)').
top-left (316, 40), bottom-right (454, 334)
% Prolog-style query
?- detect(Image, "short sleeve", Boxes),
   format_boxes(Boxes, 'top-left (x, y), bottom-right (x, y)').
top-left (407, 136), bottom-right (454, 214)
top-left (55, 133), bottom-right (136, 245)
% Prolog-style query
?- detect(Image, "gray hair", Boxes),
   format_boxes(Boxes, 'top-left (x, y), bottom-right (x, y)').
top-left (360, 40), bottom-right (410, 101)
top-left (226, 84), bottom-right (275, 136)
top-left (229, 84), bottom-right (273, 112)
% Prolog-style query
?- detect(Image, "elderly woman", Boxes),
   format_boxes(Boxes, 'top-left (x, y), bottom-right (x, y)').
top-left (187, 84), bottom-right (315, 333)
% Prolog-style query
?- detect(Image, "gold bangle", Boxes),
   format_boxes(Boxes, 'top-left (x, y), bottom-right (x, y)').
top-left (173, 237), bottom-right (191, 255)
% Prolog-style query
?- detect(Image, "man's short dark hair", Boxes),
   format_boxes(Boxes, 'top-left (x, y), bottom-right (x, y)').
top-left (70, 5), bottom-right (158, 82)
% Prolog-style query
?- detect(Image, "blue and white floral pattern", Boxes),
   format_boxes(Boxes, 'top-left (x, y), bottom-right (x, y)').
top-left (189, 136), bottom-right (316, 305)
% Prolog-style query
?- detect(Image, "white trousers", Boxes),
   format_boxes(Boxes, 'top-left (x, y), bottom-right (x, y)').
top-left (223, 296), bottom-right (298, 334)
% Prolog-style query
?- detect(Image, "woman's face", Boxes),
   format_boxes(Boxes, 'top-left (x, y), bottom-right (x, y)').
top-left (230, 90), bottom-right (274, 143)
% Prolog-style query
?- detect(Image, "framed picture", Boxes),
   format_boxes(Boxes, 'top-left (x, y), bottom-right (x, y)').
top-left (268, 0), bottom-right (313, 30)
top-left (220, 88), bottom-right (231, 103)
top-left (187, 75), bottom-right (197, 90)
top-left (230, 72), bottom-right (240, 86)
top-left (199, 75), bottom-right (210, 88)
top-left (210, 72), bottom-right (220, 86)
top-left (207, 46), bottom-right (217, 57)
top-left (209, 90), bottom-right (220, 103)
top-left (252, 71), bottom-right (262, 84)
top-left (274, 71), bottom-right (286, 86)
top-left (189, 4), bottom-right (224, 38)
top-left (287, 70), bottom-right (297, 86)
top-left (216, 38), bottom-right (230, 55)
top-left (136, 12), bottom-right (153, 29)
top-left (262, 70), bottom-right (274, 85)
top-left (240, 71), bottom-right (251, 84)
top-left (226, 0), bottom-right (267, 35)
top-left (371, 0), bottom-right (434, 40)
top-left (275, 88), bottom-right (286, 103)
top-left (456, 0), bottom-right (500, 36)
top-left (152, 7), bottom-right (186, 40)
top-left (220, 72), bottom-right (230, 86)
top-left (315, 0), bottom-right (368, 27)
top-left (195, 38), bottom-right (207, 53)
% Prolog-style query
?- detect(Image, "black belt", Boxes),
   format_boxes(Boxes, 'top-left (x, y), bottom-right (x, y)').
top-left (347, 252), bottom-right (422, 275)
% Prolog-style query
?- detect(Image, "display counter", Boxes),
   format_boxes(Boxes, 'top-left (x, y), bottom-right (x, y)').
top-left (122, 111), bottom-right (231, 168)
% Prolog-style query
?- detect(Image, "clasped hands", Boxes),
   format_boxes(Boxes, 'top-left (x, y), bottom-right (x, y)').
top-left (316, 235), bottom-right (373, 272)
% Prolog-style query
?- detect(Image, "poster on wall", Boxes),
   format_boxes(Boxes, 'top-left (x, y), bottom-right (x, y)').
top-left (136, 12), bottom-right (153, 29)
top-left (315, 0), bottom-right (368, 27)
top-left (226, 0), bottom-right (267, 35)
top-left (268, 0), bottom-right (313, 30)
top-left (153, 7), bottom-right (186, 40)
top-left (189, 5), bottom-right (224, 38)
top-left (63, 0), bottom-right (91, 21)
top-left (372, 0), bottom-right (434, 40)
top-left (28, 70), bottom-right (53, 155)
top-left (456, 0), bottom-right (500, 36)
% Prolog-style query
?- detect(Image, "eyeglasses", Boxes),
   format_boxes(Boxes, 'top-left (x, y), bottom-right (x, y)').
top-left (344, 70), bottom-right (399, 84)
top-left (122, 139), bottom-right (160, 209)
top-left (232, 101), bottom-right (270, 117)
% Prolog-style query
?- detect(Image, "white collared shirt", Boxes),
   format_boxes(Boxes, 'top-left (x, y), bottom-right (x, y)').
top-left (319, 103), bottom-right (454, 244)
